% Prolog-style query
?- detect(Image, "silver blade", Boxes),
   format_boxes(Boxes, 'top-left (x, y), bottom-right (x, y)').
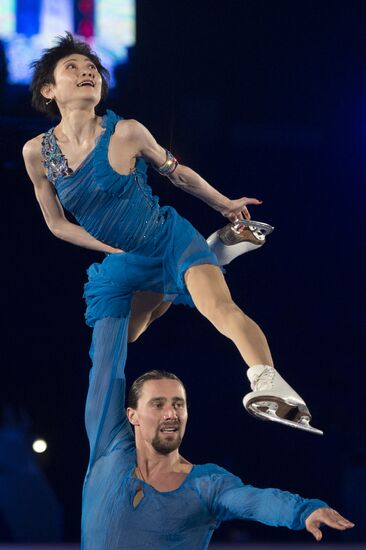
top-left (233, 219), bottom-right (275, 236)
top-left (248, 406), bottom-right (324, 436)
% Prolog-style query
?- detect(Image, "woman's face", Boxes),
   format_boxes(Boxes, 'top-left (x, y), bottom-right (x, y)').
top-left (45, 53), bottom-right (103, 111)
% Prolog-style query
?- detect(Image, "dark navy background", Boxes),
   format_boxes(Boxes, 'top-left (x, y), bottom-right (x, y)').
top-left (0, 1), bottom-right (365, 544)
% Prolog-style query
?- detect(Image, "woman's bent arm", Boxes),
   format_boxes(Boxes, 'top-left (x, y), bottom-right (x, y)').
top-left (23, 138), bottom-right (122, 254)
top-left (123, 120), bottom-right (262, 222)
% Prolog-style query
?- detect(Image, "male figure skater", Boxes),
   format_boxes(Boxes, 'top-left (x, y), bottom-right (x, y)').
top-left (81, 269), bottom-right (354, 549)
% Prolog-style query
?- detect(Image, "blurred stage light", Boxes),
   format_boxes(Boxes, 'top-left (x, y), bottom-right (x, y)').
top-left (0, 0), bottom-right (136, 85)
top-left (32, 438), bottom-right (48, 453)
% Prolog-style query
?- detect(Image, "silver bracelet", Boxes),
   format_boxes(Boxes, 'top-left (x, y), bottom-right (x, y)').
top-left (153, 149), bottom-right (178, 175)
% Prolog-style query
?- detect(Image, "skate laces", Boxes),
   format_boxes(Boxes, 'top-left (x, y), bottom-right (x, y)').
top-left (252, 366), bottom-right (276, 391)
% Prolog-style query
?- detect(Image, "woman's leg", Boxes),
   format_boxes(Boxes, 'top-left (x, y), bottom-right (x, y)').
top-left (184, 264), bottom-right (273, 368)
top-left (184, 264), bottom-right (323, 434)
top-left (128, 291), bottom-right (172, 343)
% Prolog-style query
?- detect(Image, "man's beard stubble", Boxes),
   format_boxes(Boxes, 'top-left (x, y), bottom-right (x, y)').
top-left (151, 430), bottom-right (182, 455)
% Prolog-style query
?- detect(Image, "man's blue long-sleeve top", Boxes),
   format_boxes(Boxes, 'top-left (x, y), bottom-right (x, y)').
top-left (81, 316), bottom-right (328, 550)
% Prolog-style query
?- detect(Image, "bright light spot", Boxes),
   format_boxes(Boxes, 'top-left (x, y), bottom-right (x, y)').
top-left (32, 439), bottom-right (47, 454)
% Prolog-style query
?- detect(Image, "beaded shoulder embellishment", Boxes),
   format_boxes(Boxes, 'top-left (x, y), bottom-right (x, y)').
top-left (41, 129), bottom-right (73, 185)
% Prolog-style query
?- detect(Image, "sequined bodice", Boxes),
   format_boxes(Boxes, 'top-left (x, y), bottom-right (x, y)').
top-left (41, 111), bottom-right (165, 252)
top-left (42, 128), bottom-right (73, 183)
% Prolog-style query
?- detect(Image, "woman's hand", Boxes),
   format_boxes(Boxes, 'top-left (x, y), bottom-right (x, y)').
top-left (222, 197), bottom-right (263, 223)
top-left (305, 508), bottom-right (354, 541)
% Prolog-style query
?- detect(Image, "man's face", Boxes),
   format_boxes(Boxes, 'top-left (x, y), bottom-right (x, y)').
top-left (129, 379), bottom-right (188, 455)
top-left (43, 53), bottom-right (102, 108)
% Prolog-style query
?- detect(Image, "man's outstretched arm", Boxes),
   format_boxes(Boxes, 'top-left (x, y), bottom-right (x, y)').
top-left (208, 469), bottom-right (354, 537)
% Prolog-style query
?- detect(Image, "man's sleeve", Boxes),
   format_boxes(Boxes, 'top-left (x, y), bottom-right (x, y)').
top-left (208, 468), bottom-right (329, 530)
top-left (85, 316), bottom-right (135, 467)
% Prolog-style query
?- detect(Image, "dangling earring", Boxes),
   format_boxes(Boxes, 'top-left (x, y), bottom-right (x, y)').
top-left (45, 98), bottom-right (54, 105)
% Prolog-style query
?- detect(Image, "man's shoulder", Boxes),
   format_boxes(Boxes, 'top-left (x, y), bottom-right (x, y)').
top-left (189, 463), bottom-right (244, 503)
top-left (192, 463), bottom-right (234, 479)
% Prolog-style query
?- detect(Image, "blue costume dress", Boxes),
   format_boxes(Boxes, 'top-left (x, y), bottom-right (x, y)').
top-left (42, 110), bottom-right (328, 549)
top-left (42, 109), bottom-right (220, 312)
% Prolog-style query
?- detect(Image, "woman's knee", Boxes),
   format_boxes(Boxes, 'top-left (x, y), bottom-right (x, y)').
top-left (128, 323), bottom-right (144, 343)
top-left (128, 301), bottom-right (172, 343)
top-left (198, 296), bottom-right (241, 321)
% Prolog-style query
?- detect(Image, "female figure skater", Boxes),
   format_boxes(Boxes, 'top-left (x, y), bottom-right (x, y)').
top-left (23, 33), bottom-right (320, 434)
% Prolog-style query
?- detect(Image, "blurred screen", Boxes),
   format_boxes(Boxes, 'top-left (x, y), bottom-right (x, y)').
top-left (0, 0), bottom-right (135, 85)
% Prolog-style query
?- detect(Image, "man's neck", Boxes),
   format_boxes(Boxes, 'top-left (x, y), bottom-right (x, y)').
top-left (135, 444), bottom-right (192, 483)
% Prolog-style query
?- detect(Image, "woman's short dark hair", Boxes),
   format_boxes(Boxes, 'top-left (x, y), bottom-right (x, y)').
top-left (127, 370), bottom-right (186, 410)
top-left (30, 32), bottom-right (110, 118)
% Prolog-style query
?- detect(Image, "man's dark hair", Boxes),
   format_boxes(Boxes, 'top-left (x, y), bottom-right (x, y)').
top-left (127, 370), bottom-right (186, 409)
top-left (30, 32), bottom-right (110, 118)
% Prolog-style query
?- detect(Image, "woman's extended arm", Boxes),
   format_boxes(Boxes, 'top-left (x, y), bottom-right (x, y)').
top-left (22, 137), bottom-right (122, 254)
top-left (168, 164), bottom-right (262, 222)
top-left (124, 120), bottom-right (262, 222)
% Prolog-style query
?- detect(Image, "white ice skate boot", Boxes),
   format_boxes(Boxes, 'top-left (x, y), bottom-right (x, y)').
top-left (243, 365), bottom-right (323, 435)
top-left (206, 220), bottom-right (274, 266)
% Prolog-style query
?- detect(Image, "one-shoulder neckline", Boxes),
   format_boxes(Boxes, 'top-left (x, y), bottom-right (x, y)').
top-left (50, 113), bottom-right (108, 179)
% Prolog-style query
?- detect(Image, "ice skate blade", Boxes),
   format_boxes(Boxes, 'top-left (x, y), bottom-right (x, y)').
top-left (206, 220), bottom-right (273, 265)
top-left (233, 219), bottom-right (274, 236)
top-left (246, 404), bottom-right (323, 435)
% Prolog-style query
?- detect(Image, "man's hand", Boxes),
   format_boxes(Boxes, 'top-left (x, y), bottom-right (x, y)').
top-left (306, 508), bottom-right (355, 541)
top-left (222, 197), bottom-right (263, 223)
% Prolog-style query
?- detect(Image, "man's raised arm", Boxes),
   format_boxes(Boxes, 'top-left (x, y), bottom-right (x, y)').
top-left (84, 260), bottom-right (135, 469)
